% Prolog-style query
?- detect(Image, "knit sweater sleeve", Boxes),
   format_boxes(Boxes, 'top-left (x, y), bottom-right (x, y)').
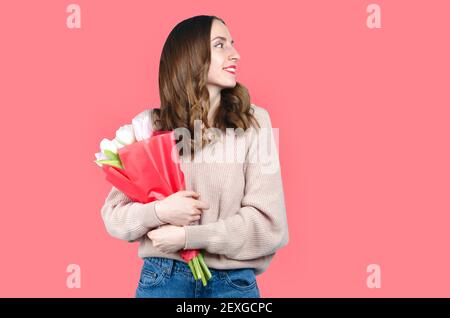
top-left (100, 186), bottom-right (165, 242)
top-left (183, 106), bottom-right (289, 260)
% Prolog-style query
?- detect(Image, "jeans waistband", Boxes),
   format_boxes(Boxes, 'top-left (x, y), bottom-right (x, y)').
top-left (144, 256), bottom-right (247, 279)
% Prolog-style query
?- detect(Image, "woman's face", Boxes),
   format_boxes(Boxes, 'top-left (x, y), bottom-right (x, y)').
top-left (207, 19), bottom-right (241, 90)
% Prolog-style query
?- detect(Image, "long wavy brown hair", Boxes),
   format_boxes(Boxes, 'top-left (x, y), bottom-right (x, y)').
top-left (154, 15), bottom-right (260, 158)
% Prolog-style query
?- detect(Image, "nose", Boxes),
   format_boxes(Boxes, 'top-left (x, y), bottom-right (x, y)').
top-left (229, 47), bottom-right (240, 62)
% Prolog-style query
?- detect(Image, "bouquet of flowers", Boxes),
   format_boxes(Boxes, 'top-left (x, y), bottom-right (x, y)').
top-left (94, 111), bottom-right (212, 286)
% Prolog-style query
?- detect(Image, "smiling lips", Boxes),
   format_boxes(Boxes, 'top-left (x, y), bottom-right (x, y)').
top-left (223, 65), bottom-right (236, 75)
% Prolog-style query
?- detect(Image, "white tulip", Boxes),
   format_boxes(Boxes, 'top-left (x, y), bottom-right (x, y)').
top-left (112, 138), bottom-right (125, 149)
top-left (132, 109), bottom-right (154, 141)
top-left (115, 124), bottom-right (136, 146)
top-left (100, 138), bottom-right (118, 154)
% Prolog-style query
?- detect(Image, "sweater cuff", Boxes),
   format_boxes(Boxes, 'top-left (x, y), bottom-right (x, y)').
top-left (184, 223), bottom-right (215, 250)
top-left (139, 201), bottom-right (164, 229)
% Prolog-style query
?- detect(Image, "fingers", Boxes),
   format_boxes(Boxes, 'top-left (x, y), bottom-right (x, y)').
top-left (193, 199), bottom-right (210, 210)
top-left (178, 190), bottom-right (200, 198)
top-left (188, 214), bottom-right (201, 226)
top-left (181, 191), bottom-right (209, 210)
top-left (192, 207), bottom-right (202, 215)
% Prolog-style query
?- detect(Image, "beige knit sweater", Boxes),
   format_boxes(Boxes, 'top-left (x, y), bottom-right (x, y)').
top-left (100, 104), bottom-right (289, 275)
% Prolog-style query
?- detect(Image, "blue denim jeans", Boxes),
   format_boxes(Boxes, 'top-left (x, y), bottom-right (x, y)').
top-left (135, 257), bottom-right (261, 298)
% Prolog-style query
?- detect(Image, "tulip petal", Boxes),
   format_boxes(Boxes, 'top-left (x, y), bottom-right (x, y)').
top-left (100, 138), bottom-right (118, 154)
top-left (116, 124), bottom-right (136, 145)
top-left (95, 152), bottom-right (108, 160)
top-left (132, 109), bottom-right (154, 141)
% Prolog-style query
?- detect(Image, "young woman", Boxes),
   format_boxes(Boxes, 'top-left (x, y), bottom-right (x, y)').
top-left (101, 15), bottom-right (289, 298)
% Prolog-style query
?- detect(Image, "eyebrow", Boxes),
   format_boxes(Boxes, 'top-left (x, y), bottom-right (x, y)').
top-left (211, 36), bottom-right (234, 44)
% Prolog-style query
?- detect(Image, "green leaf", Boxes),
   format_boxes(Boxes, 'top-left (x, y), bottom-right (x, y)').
top-left (95, 159), bottom-right (123, 169)
top-left (103, 149), bottom-right (119, 161)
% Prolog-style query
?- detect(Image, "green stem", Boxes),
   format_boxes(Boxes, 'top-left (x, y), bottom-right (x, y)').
top-left (200, 271), bottom-right (207, 286)
top-left (188, 260), bottom-right (197, 280)
top-left (198, 253), bottom-right (212, 280)
top-left (196, 257), bottom-right (207, 287)
top-left (193, 257), bottom-right (202, 281)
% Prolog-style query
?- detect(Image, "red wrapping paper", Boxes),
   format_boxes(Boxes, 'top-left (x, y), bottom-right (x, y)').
top-left (102, 131), bottom-right (184, 203)
top-left (101, 131), bottom-right (197, 262)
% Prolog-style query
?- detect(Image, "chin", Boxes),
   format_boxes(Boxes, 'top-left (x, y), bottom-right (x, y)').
top-left (223, 80), bottom-right (237, 88)
top-left (210, 80), bottom-right (237, 90)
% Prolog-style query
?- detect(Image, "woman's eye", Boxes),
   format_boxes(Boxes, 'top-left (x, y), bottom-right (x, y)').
top-left (215, 43), bottom-right (224, 48)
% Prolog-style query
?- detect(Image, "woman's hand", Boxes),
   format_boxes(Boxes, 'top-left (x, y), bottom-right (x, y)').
top-left (155, 190), bottom-right (210, 226)
top-left (147, 224), bottom-right (186, 253)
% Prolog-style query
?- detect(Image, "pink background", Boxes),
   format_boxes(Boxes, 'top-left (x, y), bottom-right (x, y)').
top-left (0, 0), bottom-right (449, 297)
